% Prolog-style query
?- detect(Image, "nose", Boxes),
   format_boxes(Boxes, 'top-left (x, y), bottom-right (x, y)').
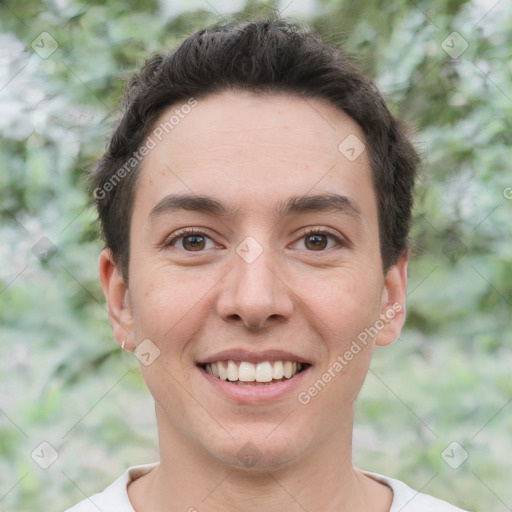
top-left (216, 240), bottom-right (294, 331)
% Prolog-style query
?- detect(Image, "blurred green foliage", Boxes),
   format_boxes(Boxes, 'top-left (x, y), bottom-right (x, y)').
top-left (0, 1), bottom-right (510, 511)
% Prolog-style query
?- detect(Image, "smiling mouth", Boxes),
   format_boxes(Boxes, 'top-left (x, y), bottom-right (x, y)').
top-left (199, 360), bottom-right (308, 386)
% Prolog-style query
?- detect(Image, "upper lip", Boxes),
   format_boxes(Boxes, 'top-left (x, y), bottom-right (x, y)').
top-left (196, 349), bottom-right (311, 365)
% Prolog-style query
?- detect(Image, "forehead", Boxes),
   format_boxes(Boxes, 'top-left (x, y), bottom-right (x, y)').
top-left (132, 90), bottom-right (376, 224)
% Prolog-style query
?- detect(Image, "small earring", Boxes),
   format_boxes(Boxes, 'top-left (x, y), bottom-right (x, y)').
top-left (121, 339), bottom-right (126, 350)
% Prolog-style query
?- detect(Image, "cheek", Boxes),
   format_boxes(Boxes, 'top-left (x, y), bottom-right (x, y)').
top-left (129, 265), bottom-right (216, 350)
top-left (299, 265), bottom-right (384, 338)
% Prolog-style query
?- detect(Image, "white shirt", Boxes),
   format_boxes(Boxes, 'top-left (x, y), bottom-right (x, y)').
top-left (63, 462), bottom-right (470, 512)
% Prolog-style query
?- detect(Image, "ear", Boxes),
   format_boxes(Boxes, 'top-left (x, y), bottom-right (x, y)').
top-left (98, 248), bottom-right (135, 351)
top-left (375, 251), bottom-right (409, 347)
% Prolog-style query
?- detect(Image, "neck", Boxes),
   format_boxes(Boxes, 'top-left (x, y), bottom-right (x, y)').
top-left (128, 411), bottom-right (392, 512)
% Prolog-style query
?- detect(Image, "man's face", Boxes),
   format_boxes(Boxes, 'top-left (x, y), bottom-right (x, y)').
top-left (101, 91), bottom-right (407, 470)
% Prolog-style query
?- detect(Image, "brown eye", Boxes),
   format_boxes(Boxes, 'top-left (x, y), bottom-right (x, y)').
top-left (297, 229), bottom-right (344, 251)
top-left (304, 233), bottom-right (329, 251)
top-left (182, 234), bottom-right (206, 251)
top-left (165, 229), bottom-right (215, 251)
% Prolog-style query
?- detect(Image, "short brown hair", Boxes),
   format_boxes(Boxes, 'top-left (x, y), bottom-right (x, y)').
top-left (91, 18), bottom-right (419, 281)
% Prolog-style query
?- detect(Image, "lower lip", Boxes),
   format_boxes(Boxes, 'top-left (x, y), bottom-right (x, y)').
top-left (198, 366), bottom-right (311, 404)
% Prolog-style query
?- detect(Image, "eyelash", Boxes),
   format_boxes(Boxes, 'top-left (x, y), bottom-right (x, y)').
top-left (164, 228), bottom-right (215, 249)
top-left (298, 228), bottom-right (347, 250)
top-left (164, 227), bottom-right (348, 251)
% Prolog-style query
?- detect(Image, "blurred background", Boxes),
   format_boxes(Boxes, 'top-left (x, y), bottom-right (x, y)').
top-left (0, 0), bottom-right (510, 510)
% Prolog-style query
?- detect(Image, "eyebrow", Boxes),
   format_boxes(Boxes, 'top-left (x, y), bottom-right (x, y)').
top-left (148, 192), bottom-right (363, 222)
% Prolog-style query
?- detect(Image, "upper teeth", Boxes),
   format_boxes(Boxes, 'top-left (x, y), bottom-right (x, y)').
top-left (204, 360), bottom-right (303, 382)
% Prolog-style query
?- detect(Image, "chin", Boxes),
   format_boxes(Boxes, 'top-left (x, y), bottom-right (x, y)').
top-left (200, 422), bottom-right (309, 472)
